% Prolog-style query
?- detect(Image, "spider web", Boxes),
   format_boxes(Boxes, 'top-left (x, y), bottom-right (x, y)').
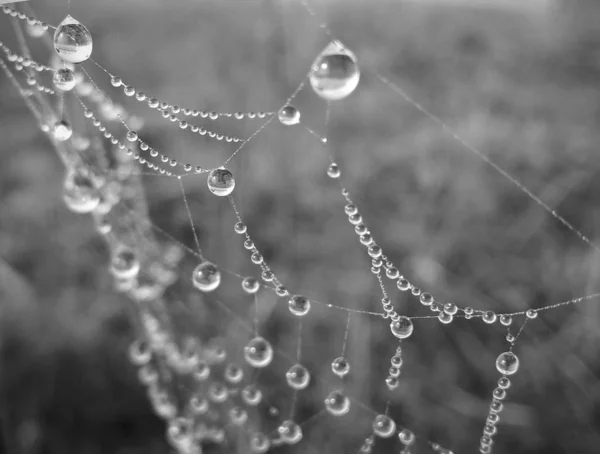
top-left (1, 1), bottom-right (600, 454)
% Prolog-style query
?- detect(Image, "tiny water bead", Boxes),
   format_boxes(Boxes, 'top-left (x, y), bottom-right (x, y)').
top-left (496, 351), bottom-right (519, 375)
top-left (373, 414), bottom-right (396, 438)
top-left (390, 316), bottom-right (413, 339)
top-left (52, 68), bottom-right (76, 91)
top-left (325, 389), bottom-right (351, 416)
top-left (244, 336), bottom-right (274, 368)
top-left (526, 309), bottom-right (538, 319)
top-left (278, 420), bottom-right (303, 444)
top-left (497, 376), bottom-right (511, 389)
top-left (289, 294), bottom-right (311, 316)
top-left (62, 171), bottom-right (100, 213)
top-left (110, 246), bottom-right (140, 280)
top-left (286, 364), bottom-right (311, 390)
top-left (500, 315), bottom-right (513, 326)
top-left (224, 363), bottom-right (244, 384)
top-left (53, 15), bottom-right (93, 64)
top-left (399, 429), bottom-right (415, 446)
top-left (278, 105), bottom-right (301, 125)
top-left (208, 381), bottom-right (228, 403)
top-left (331, 356), bottom-right (350, 378)
top-left (229, 406), bottom-right (248, 425)
top-left (207, 167), bottom-right (235, 196)
top-left (482, 311), bottom-right (497, 324)
top-left (192, 261), bottom-right (221, 292)
top-left (386, 376), bottom-right (399, 390)
top-left (310, 40), bottom-right (360, 101)
top-left (52, 120), bottom-right (72, 141)
top-left (128, 339), bottom-right (151, 365)
top-left (327, 162), bottom-right (341, 178)
top-left (241, 277), bottom-right (260, 294)
top-left (250, 433), bottom-right (270, 453)
top-left (242, 385), bottom-right (262, 406)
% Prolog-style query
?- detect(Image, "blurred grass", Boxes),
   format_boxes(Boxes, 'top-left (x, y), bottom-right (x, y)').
top-left (2, 0), bottom-right (600, 453)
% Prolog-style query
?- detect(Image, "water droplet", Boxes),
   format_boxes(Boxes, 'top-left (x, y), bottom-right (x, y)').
top-left (390, 316), bottom-right (413, 339)
top-left (109, 246), bottom-right (140, 279)
top-left (499, 315), bottom-right (512, 326)
top-left (250, 432), bottom-right (270, 453)
top-left (229, 406), bottom-right (248, 425)
top-left (192, 261), bottom-right (221, 292)
top-left (526, 309), bottom-right (538, 319)
top-left (438, 312), bottom-right (453, 324)
top-left (331, 356), bottom-right (350, 378)
top-left (444, 303), bottom-right (458, 315)
top-left (278, 105), bottom-right (300, 125)
top-left (53, 120), bottom-right (72, 141)
top-left (492, 387), bottom-right (506, 400)
top-left (128, 339), bottom-right (151, 365)
top-left (244, 336), bottom-right (273, 368)
top-left (385, 376), bottom-right (399, 390)
top-left (482, 311), bottom-right (497, 324)
top-left (234, 221), bottom-right (247, 234)
top-left (325, 389), bottom-right (351, 416)
top-left (289, 294), bottom-right (311, 316)
top-left (241, 384), bottom-right (262, 406)
top-left (286, 364), bottom-right (310, 390)
top-left (193, 361), bottom-right (211, 381)
top-left (278, 420), bottom-right (302, 444)
top-left (399, 429), bottom-right (415, 445)
top-left (224, 363), bottom-right (244, 384)
top-left (26, 22), bottom-right (46, 38)
top-left (208, 381), bottom-right (228, 403)
top-left (62, 170), bottom-right (99, 213)
top-left (242, 276), bottom-right (260, 294)
top-left (53, 15), bottom-right (93, 64)
top-left (189, 394), bottom-right (209, 414)
top-left (310, 40), bottom-right (360, 101)
top-left (496, 351), bottom-right (519, 375)
top-left (373, 414), bottom-right (396, 438)
top-left (497, 376), bottom-right (511, 389)
top-left (53, 68), bottom-right (77, 91)
top-left (207, 167), bottom-right (235, 196)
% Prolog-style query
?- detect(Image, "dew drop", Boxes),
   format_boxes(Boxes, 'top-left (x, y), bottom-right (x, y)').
top-left (53, 68), bottom-right (77, 91)
top-left (399, 429), bottom-right (415, 446)
top-left (526, 309), bottom-right (538, 319)
top-left (53, 120), bottom-right (72, 141)
top-left (309, 40), bottom-right (360, 101)
top-left (286, 364), bottom-right (310, 390)
top-left (53, 15), bottom-right (93, 64)
top-left (110, 246), bottom-right (140, 280)
top-left (278, 420), bottom-right (302, 444)
top-left (331, 356), bottom-right (350, 378)
top-left (325, 389), bottom-right (351, 416)
top-left (62, 170), bottom-right (99, 213)
top-left (278, 105), bottom-right (300, 125)
top-left (224, 363), bottom-right (244, 384)
top-left (242, 276), bottom-right (260, 294)
top-left (482, 311), bottom-right (497, 324)
top-left (192, 261), bottom-right (221, 292)
top-left (229, 406), bottom-right (248, 425)
top-left (289, 294), bottom-right (311, 316)
top-left (495, 351), bottom-right (519, 375)
top-left (250, 432), bottom-right (270, 453)
top-left (128, 339), bottom-right (151, 365)
top-left (244, 336), bottom-right (273, 368)
top-left (373, 414), bottom-right (396, 438)
top-left (207, 167), bottom-right (235, 196)
top-left (390, 316), bottom-right (413, 339)
top-left (241, 384), bottom-right (262, 406)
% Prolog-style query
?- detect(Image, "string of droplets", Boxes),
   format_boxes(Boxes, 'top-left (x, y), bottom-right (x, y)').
top-left (3, 3), bottom-right (600, 454)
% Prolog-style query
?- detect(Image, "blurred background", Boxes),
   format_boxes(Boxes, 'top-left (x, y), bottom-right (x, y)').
top-left (2, 0), bottom-right (600, 453)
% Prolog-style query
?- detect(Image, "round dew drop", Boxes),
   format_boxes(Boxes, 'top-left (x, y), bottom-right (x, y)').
top-left (207, 167), bottom-right (235, 196)
top-left (242, 385), bottom-right (262, 406)
top-left (62, 171), bottom-right (100, 213)
top-left (53, 15), bottom-right (93, 64)
top-left (250, 433), bottom-right (270, 453)
top-left (278, 105), bottom-right (301, 125)
top-left (286, 364), bottom-right (311, 390)
top-left (278, 420), bottom-right (303, 444)
top-left (325, 389), bottom-right (351, 416)
top-left (496, 351), bottom-right (519, 375)
top-left (244, 336), bottom-right (273, 368)
top-left (331, 356), bottom-right (350, 378)
top-left (192, 261), bottom-right (221, 292)
top-left (53, 121), bottom-right (73, 141)
top-left (373, 414), bottom-right (396, 438)
top-left (309, 40), bottom-right (360, 101)
top-left (110, 246), bottom-right (140, 279)
top-left (242, 276), bottom-right (260, 294)
top-left (53, 68), bottom-right (77, 91)
top-left (390, 316), bottom-right (413, 339)
top-left (289, 294), bottom-right (311, 316)
top-left (327, 163), bottom-right (341, 178)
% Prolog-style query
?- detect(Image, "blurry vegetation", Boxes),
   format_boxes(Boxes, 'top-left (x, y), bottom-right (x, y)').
top-left (1, 0), bottom-right (600, 453)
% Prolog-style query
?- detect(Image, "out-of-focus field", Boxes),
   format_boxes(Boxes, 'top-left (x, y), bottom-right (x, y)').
top-left (1, 0), bottom-right (600, 453)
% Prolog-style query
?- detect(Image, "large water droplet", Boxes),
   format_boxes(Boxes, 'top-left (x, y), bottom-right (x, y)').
top-left (390, 316), bottom-right (413, 339)
top-left (207, 167), bottom-right (235, 196)
top-left (309, 40), bottom-right (360, 101)
top-left (53, 15), bottom-right (93, 64)
top-left (325, 389), bottom-right (351, 416)
top-left (192, 261), bottom-right (221, 292)
top-left (278, 105), bottom-right (300, 126)
top-left (288, 294), bottom-right (311, 316)
top-left (244, 336), bottom-right (273, 368)
top-left (285, 364), bottom-right (310, 390)
top-left (495, 351), bottom-right (519, 375)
